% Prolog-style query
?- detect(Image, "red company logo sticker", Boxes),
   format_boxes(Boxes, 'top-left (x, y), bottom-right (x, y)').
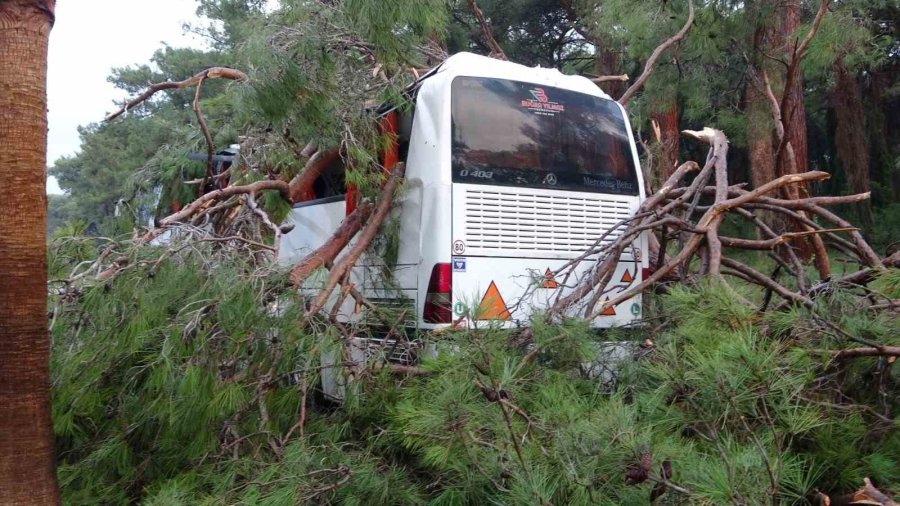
top-left (521, 87), bottom-right (565, 115)
top-left (530, 87), bottom-right (549, 103)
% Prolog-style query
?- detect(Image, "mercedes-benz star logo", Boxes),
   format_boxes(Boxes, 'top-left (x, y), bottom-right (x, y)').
top-left (544, 173), bottom-right (558, 186)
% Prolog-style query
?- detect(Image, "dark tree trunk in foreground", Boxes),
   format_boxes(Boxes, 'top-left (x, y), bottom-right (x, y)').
top-left (0, 0), bottom-right (60, 504)
top-left (831, 61), bottom-right (874, 234)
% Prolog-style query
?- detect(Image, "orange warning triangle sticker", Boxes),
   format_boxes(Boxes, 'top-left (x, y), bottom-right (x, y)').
top-left (477, 281), bottom-right (511, 320)
top-left (541, 268), bottom-right (559, 289)
top-left (621, 269), bottom-right (633, 284)
top-left (598, 299), bottom-right (617, 316)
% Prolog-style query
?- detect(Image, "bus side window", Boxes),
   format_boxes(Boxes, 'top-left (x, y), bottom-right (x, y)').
top-left (295, 154), bottom-right (346, 204)
top-left (313, 156), bottom-right (346, 199)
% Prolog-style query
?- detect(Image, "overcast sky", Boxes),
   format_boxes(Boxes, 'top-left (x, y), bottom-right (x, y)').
top-left (46, 0), bottom-right (205, 194)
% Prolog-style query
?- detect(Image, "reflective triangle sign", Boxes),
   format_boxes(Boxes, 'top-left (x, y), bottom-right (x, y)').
top-left (598, 299), bottom-right (617, 316)
top-left (541, 268), bottom-right (559, 289)
top-left (477, 281), bottom-right (511, 320)
top-left (621, 269), bottom-right (633, 284)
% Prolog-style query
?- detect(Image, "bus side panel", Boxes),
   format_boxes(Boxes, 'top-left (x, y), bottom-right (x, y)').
top-left (400, 78), bottom-right (453, 329)
top-left (277, 200), bottom-right (347, 267)
top-left (278, 200), bottom-right (363, 323)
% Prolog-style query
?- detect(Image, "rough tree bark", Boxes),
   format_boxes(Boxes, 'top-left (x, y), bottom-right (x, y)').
top-left (746, 0), bottom-right (831, 270)
top-left (745, 1), bottom-right (781, 194)
top-left (0, 0), bottom-right (61, 504)
top-left (745, 76), bottom-right (778, 193)
top-left (780, 0), bottom-right (809, 175)
top-left (651, 99), bottom-right (680, 182)
top-left (831, 60), bottom-right (874, 234)
top-left (746, 0), bottom-right (810, 188)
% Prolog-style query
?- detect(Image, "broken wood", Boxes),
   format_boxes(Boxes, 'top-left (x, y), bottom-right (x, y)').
top-left (544, 124), bottom-right (882, 323)
top-left (105, 67), bottom-right (249, 121)
top-left (290, 202), bottom-right (373, 287)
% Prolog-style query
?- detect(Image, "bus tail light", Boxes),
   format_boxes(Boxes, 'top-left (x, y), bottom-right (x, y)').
top-left (642, 267), bottom-right (650, 283)
top-left (424, 263), bottom-right (452, 323)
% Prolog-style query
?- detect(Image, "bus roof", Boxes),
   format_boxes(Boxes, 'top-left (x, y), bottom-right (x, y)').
top-left (421, 52), bottom-right (611, 101)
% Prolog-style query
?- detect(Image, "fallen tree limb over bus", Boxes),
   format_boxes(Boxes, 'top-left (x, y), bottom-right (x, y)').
top-left (547, 126), bottom-right (888, 322)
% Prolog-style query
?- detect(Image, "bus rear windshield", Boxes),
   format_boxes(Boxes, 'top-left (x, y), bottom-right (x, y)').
top-left (451, 76), bottom-right (639, 195)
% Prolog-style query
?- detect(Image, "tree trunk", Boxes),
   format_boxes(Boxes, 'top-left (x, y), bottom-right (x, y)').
top-left (594, 39), bottom-right (625, 99)
top-left (746, 0), bottom-right (808, 191)
top-left (745, 0), bottom-right (814, 266)
top-left (865, 69), bottom-right (893, 203)
top-left (650, 99), bottom-right (680, 182)
top-left (0, 1), bottom-right (60, 504)
top-left (780, 0), bottom-right (808, 176)
top-left (745, 77), bottom-right (777, 193)
top-left (831, 61), bottom-right (874, 234)
top-left (745, 11), bottom-right (778, 194)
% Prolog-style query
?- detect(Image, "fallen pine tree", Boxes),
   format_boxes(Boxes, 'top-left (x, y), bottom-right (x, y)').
top-left (47, 221), bottom-right (900, 504)
top-left (47, 119), bottom-right (900, 503)
top-left (46, 0), bottom-right (899, 502)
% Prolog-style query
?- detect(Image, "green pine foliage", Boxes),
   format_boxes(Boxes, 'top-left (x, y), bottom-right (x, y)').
top-left (49, 236), bottom-right (900, 503)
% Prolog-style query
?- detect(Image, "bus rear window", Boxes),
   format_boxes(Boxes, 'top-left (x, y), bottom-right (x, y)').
top-left (451, 76), bottom-right (638, 195)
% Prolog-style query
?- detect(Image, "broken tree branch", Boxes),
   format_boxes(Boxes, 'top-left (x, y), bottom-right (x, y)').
top-left (305, 163), bottom-right (406, 317)
top-left (290, 202), bottom-right (373, 287)
top-left (287, 148), bottom-right (341, 203)
top-left (825, 347), bottom-right (900, 360)
top-left (591, 74), bottom-right (630, 83)
top-left (105, 67), bottom-right (249, 121)
top-left (141, 179), bottom-right (289, 244)
top-left (193, 74), bottom-right (216, 196)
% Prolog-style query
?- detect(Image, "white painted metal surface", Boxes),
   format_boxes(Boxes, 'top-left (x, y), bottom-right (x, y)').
top-left (453, 184), bottom-right (637, 257)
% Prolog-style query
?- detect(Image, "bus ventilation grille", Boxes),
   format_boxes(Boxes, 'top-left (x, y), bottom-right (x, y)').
top-left (462, 188), bottom-right (636, 255)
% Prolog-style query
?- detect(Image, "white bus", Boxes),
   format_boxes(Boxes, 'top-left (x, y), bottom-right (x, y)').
top-left (278, 52), bottom-right (648, 331)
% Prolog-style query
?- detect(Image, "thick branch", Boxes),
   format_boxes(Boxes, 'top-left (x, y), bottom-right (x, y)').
top-left (683, 128), bottom-right (729, 275)
top-left (719, 228), bottom-right (855, 250)
top-left (192, 75), bottom-right (215, 195)
top-left (828, 347), bottom-right (900, 359)
top-left (290, 202), bottom-right (373, 287)
top-left (591, 74), bottom-right (630, 83)
top-left (106, 67), bottom-right (249, 121)
top-left (141, 179), bottom-right (289, 244)
top-left (306, 164), bottom-right (406, 316)
top-left (287, 149), bottom-right (341, 203)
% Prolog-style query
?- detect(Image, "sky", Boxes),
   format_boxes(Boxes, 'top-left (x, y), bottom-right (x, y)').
top-left (46, 0), bottom-right (205, 194)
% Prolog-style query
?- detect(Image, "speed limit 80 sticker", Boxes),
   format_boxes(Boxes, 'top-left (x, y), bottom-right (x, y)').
top-left (452, 240), bottom-right (466, 255)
